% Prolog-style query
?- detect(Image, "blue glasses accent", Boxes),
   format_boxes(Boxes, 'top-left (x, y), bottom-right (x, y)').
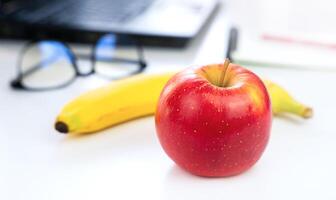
top-left (11, 34), bottom-right (147, 91)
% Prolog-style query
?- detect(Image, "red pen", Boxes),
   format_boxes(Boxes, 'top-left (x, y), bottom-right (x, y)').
top-left (262, 34), bottom-right (336, 50)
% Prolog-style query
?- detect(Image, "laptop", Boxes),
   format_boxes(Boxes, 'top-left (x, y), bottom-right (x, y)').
top-left (0, 0), bottom-right (219, 47)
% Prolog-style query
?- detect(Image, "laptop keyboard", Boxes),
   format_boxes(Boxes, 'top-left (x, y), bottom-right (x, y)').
top-left (49, 0), bottom-right (155, 24)
top-left (12, 0), bottom-right (155, 24)
top-left (75, 0), bottom-right (154, 22)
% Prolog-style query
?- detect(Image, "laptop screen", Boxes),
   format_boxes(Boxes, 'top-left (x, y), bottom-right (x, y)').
top-left (1, 0), bottom-right (20, 12)
top-left (0, 0), bottom-right (12, 7)
top-left (0, 0), bottom-right (44, 13)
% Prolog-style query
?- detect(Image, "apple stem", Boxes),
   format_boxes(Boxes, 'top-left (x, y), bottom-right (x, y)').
top-left (219, 58), bottom-right (230, 87)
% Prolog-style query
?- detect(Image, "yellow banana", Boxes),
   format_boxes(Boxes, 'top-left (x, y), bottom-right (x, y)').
top-left (55, 72), bottom-right (175, 134)
top-left (263, 79), bottom-right (313, 118)
top-left (55, 72), bottom-right (313, 134)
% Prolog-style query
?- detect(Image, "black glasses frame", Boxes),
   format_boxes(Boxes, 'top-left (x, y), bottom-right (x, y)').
top-left (10, 35), bottom-right (147, 91)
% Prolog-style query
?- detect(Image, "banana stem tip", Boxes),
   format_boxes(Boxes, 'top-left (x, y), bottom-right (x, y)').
top-left (55, 121), bottom-right (69, 134)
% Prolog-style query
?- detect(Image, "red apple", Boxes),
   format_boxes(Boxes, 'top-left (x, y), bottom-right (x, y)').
top-left (155, 60), bottom-right (272, 177)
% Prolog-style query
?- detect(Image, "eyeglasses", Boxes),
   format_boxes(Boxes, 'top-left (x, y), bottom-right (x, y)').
top-left (10, 34), bottom-right (147, 91)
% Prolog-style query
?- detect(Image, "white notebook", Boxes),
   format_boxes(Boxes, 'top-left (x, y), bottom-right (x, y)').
top-left (232, 32), bottom-right (336, 71)
top-left (231, 0), bottom-right (336, 71)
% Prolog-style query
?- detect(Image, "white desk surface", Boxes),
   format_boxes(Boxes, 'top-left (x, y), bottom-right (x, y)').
top-left (1, 1), bottom-right (336, 200)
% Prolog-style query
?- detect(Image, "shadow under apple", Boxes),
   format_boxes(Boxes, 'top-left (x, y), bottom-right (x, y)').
top-left (161, 162), bottom-right (264, 200)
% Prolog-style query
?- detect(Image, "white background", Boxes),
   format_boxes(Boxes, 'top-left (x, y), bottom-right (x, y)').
top-left (1, 0), bottom-right (336, 199)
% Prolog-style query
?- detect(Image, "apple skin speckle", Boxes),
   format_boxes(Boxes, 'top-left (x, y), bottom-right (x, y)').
top-left (155, 64), bottom-right (272, 177)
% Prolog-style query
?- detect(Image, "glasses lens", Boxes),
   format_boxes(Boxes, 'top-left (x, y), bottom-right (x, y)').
top-left (95, 34), bottom-right (144, 79)
top-left (20, 41), bottom-right (76, 89)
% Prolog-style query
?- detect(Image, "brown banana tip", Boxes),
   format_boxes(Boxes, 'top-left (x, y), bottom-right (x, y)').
top-left (303, 107), bottom-right (313, 119)
top-left (55, 121), bottom-right (69, 134)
